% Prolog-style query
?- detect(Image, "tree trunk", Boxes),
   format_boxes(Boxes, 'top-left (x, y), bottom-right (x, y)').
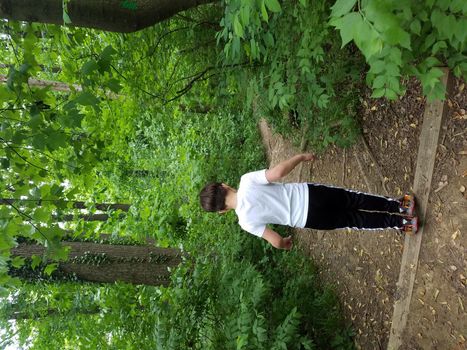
top-left (0, 75), bottom-right (120, 98)
top-left (62, 231), bottom-right (156, 245)
top-left (0, 198), bottom-right (131, 212)
top-left (7, 304), bottom-right (101, 320)
top-left (0, 63), bottom-right (61, 73)
top-left (11, 241), bottom-right (182, 286)
top-left (52, 213), bottom-right (124, 221)
top-left (0, 0), bottom-right (218, 33)
top-left (0, 74), bottom-right (81, 92)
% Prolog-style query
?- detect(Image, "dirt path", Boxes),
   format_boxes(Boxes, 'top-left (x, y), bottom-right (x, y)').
top-left (258, 77), bottom-right (466, 349)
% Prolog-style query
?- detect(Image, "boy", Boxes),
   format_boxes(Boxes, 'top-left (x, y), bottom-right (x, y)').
top-left (199, 153), bottom-right (418, 250)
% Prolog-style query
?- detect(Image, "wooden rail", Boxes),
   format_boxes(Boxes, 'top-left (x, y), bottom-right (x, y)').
top-left (387, 69), bottom-right (452, 349)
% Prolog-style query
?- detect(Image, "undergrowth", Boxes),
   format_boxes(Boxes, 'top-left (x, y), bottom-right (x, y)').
top-left (218, 0), bottom-right (365, 150)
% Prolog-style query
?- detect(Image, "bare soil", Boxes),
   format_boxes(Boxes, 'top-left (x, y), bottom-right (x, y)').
top-left (258, 77), bottom-right (466, 349)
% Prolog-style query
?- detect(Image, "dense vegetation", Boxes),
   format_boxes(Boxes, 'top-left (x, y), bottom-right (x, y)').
top-left (1, 0), bottom-right (465, 349)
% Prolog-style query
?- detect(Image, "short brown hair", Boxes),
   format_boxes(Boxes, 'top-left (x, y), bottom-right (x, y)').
top-left (199, 182), bottom-right (227, 212)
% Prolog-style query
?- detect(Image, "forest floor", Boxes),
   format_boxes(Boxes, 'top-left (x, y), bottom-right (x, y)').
top-left (258, 77), bottom-right (466, 349)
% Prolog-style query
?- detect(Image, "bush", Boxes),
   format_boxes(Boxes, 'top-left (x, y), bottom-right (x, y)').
top-left (153, 232), bottom-right (355, 350)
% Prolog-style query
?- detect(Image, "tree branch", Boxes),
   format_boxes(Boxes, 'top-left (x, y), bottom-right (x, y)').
top-left (7, 201), bottom-right (49, 242)
top-left (5, 144), bottom-right (80, 170)
top-left (0, 137), bottom-right (48, 172)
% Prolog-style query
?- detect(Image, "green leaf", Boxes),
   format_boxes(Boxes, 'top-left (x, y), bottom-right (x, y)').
top-left (0, 231), bottom-right (16, 250)
top-left (264, 0), bottom-right (282, 13)
top-left (233, 16), bottom-right (244, 38)
top-left (372, 75), bottom-right (386, 89)
top-left (74, 91), bottom-right (100, 107)
top-left (48, 244), bottom-right (70, 261)
top-left (19, 63), bottom-right (30, 74)
top-left (44, 263), bottom-right (58, 276)
top-left (1, 158), bottom-right (10, 169)
top-left (28, 114), bottom-right (43, 129)
top-left (331, 12), bottom-right (362, 48)
top-left (369, 60), bottom-right (385, 74)
top-left (141, 206), bottom-right (151, 220)
top-left (33, 207), bottom-right (50, 222)
top-left (383, 26), bottom-right (411, 49)
top-left (100, 45), bottom-right (117, 61)
top-left (236, 334), bottom-right (248, 349)
top-left (385, 88), bottom-right (398, 100)
top-left (12, 130), bottom-right (26, 144)
top-left (240, 6), bottom-right (250, 26)
top-left (436, 0), bottom-right (449, 11)
top-left (371, 88), bottom-right (385, 98)
top-left (11, 256), bottom-right (25, 268)
top-left (431, 9), bottom-right (456, 42)
top-left (261, 1), bottom-right (269, 22)
top-left (232, 37), bottom-right (240, 59)
top-left (423, 57), bottom-right (442, 69)
top-left (106, 78), bottom-right (122, 94)
top-left (431, 41), bottom-right (447, 54)
top-left (31, 134), bottom-right (47, 150)
top-left (449, 0), bottom-right (466, 13)
top-left (98, 45), bottom-right (117, 73)
top-left (81, 60), bottom-right (99, 75)
top-left (60, 108), bottom-right (84, 128)
top-left (330, 0), bottom-right (357, 18)
top-left (63, 11), bottom-right (72, 24)
top-left (385, 62), bottom-right (400, 76)
top-left (0, 85), bottom-right (15, 100)
top-left (354, 19), bottom-right (382, 58)
top-left (46, 130), bottom-right (68, 151)
top-left (420, 67), bottom-right (444, 89)
top-left (250, 38), bottom-right (257, 59)
top-left (31, 255), bottom-right (42, 270)
top-left (425, 81), bottom-right (446, 102)
top-left (422, 32), bottom-right (437, 51)
top-left (409, 19), bottom-right (421, 35)
top-left (50, 184), bottom-right (64, 197)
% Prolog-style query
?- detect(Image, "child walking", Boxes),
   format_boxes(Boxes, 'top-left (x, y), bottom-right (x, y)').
top-left (199, 153), bottom-right (418, 250)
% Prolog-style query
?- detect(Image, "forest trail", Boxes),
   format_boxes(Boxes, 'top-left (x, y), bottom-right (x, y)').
top-left (258, 76), bottom-right (466, 349)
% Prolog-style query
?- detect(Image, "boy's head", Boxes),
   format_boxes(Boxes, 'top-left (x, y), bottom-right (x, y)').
top-left (199, 182), bottom-right (227, 212)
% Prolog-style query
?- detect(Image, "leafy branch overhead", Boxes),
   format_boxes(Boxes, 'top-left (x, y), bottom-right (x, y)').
top-left (330, 0), bottom-right (467, 101)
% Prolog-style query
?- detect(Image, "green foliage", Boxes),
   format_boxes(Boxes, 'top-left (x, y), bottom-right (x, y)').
top-left (330, 0), bottom-right (467, 101)
top-left (1, 235), bottom-right (354, 349)
top-left (145, 232), bottom-right (354, 349)
top-left (0, 5), bottom-right (357, 349)
top-left (0, 22), bottom-right (142, 287)
top-left (217, 0), bottom-right (363, 150)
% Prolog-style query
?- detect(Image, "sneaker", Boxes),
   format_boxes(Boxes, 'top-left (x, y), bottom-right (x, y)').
top-left (399, 193), bottom-right (415, 217)
top-left (402, 216), bottom-right (419, 235)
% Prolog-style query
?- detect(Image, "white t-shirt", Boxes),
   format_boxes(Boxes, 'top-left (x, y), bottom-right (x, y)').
top-left (235, 169), bottom-right (309, 237)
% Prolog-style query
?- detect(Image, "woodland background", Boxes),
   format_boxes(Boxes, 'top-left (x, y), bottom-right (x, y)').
top-left (0, 0), bottom-right (465, 349)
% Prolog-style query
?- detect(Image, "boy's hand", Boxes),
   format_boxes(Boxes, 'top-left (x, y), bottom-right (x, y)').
top-left (282, 236), bottom-right (293, 250)
top-left (302, 153), bottom-right (315, 162)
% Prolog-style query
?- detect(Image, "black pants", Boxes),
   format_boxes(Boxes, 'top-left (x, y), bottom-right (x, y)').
top-left (304, 184), bottom-right (403, 230)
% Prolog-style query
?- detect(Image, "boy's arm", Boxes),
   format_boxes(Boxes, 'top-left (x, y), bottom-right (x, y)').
top-left (262, 227), bottom-right (293, 250)
top-left (265, 153), bottom-right (315, 182)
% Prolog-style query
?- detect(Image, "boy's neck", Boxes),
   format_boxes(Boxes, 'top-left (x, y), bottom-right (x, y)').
top-left (225, 189), bottom-right (237, 210)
